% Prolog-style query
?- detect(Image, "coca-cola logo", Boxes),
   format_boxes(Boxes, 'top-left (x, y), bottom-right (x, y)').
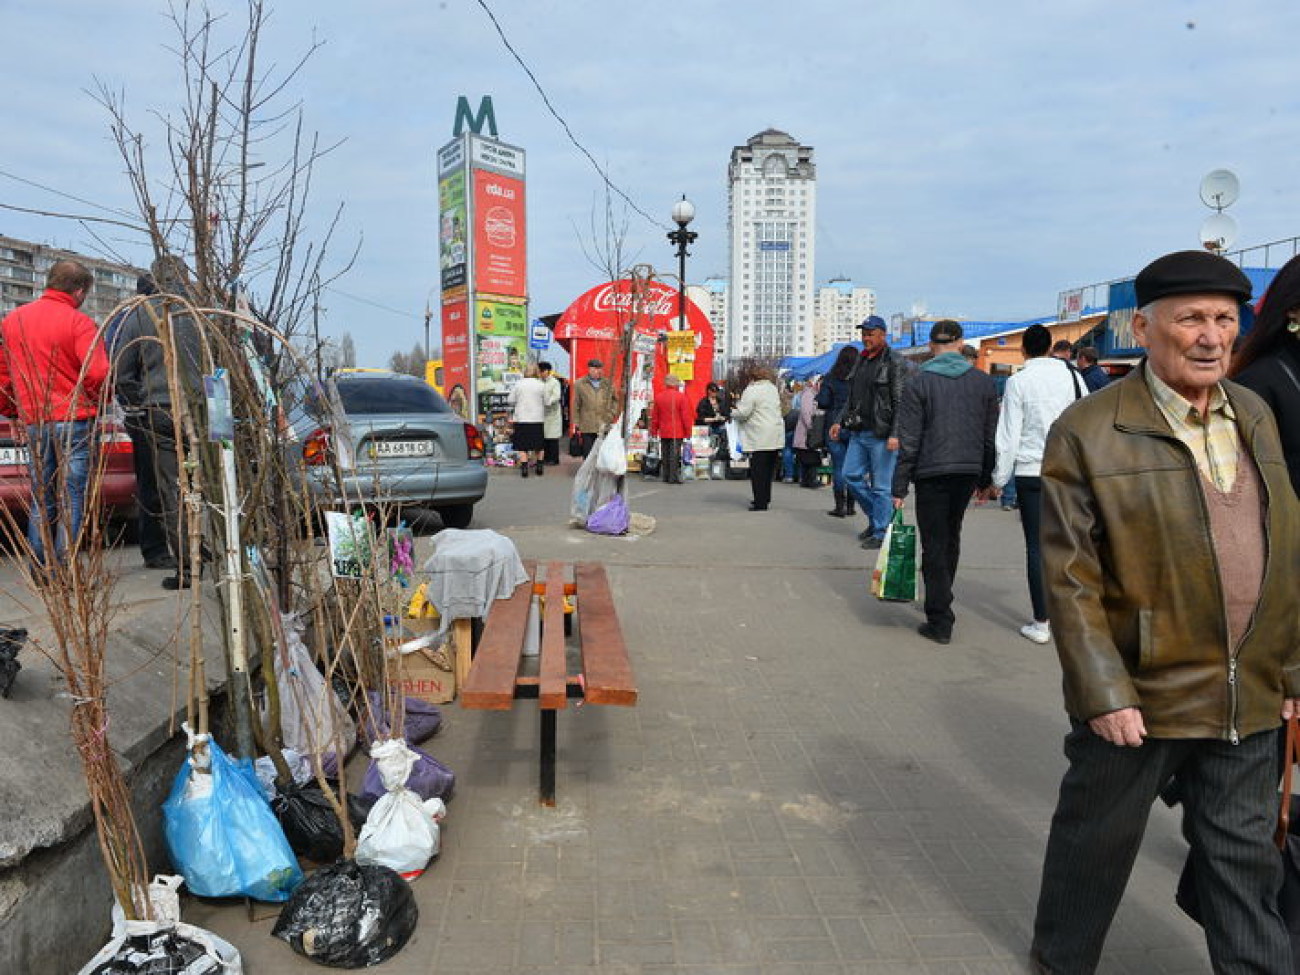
top-left (590, 282), bottom-right (676, 318)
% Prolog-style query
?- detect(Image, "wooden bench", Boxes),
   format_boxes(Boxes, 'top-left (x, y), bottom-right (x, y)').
top-left (459, 560), bottom-right (637, 805)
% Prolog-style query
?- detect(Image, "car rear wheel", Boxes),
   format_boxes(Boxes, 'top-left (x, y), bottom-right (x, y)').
top-left (435, 504), bottom-right (473, 530)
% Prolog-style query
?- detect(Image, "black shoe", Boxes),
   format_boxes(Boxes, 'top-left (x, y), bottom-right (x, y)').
top-left (748, 502), bottom-right (768, 511)
top-left (917, 623), bottom-right (951, 645)
top-left (144, 555), bottom-right (178, 570)
top-left (860, 535), bottom-right (884, 550)
top-left (521, 464), bottom-right (529, 478)
top-left (162, 574), bottom-right (195, 591)
top-left (857, 526), bottom-right (875, 541)
top-left (535, 461), bottom-right (544, 476)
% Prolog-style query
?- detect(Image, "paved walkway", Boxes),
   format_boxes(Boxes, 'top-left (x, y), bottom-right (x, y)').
top-left (187, 463), bottom-right (1216, 973)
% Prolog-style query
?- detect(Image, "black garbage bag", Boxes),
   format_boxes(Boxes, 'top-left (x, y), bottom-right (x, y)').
top-left (273, 784), bottom-right (348, 864)
top-left (0, 627), bottom-right (27, 698)
top-left (272, 859), bottom-right (417, 968)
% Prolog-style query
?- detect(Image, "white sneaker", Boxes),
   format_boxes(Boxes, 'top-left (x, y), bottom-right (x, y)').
top-left (1020, 621), bottom-right (1052, 644)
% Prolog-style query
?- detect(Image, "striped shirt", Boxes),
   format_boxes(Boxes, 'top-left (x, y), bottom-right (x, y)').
top-left (1144, 367), bottom-right (1241, 493)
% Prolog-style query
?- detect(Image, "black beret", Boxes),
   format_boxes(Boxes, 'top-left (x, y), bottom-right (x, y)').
top-left (1134, 250), bottom-right (1252, 307)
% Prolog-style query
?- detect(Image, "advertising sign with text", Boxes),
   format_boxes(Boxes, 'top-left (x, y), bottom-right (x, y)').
top-left (441, 300), bottom-right (471, 418)
top-left (472, 170), bottom-right (526, 299)
top-left (474, 299), bottom-right (528, 393)
top-left (439, 169), bottom-right (467, 292)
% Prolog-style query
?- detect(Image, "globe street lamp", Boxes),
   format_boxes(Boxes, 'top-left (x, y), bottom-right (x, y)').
top-left (667, 196), bottom-right (697, 331)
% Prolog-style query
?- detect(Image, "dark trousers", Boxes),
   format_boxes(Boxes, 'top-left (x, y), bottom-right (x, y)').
top-left (543, 438), bottom-right (560, 465)
top-left (913, 474), bottom-right (978, 636)
top-left (124, 408), bottom-right (184, 564)
top-left (1032, 725), bottom-right (1289, 974)
top-left (660, 438), bottom-right (683, 483)
top-left (1015, 475), bottom-right (1047, 622)
top-left (747, 450), bottom-right (778, 508)
top-left (579, 431), bottom-right (599, 457)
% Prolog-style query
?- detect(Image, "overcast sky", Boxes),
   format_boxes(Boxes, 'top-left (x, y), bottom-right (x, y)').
top-left (4, 1), bottom-right (1299, 367)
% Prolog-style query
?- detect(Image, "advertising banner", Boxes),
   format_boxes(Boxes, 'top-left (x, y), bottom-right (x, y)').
top-left (1104, 279), bottom-right (1139, 357)
top-left (440, 300), bottom-right (471, 418)
top-left (439, 169), bottom-right (467, 292)
top-left (1057, 288), bottom-right (1084, 322)
top-left (472, 170), bottom-right (526, 298)
top-left (474, 299), bottom-right (529, 394)
top-left (666, 330), bottom-right (696, 382)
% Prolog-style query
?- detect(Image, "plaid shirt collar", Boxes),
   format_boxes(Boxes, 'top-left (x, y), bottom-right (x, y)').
top-left (1143, 365), bottom-right (1240, 492)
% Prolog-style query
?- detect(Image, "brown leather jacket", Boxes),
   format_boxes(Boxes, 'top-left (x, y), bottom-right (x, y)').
top-left (573, 376), bottom-right (618, 434)
top-left (1042, 363), bottom-right (1300, 741)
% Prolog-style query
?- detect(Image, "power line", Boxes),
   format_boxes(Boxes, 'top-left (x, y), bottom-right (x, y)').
top-left (323, 286), bottom-right (420, 320)
top-left (474, 0), bottom-right (666, 230)
top-left (0, 168), bottom-right (138, 221)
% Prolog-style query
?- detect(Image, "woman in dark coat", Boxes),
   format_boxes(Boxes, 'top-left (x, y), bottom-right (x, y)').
top-left (816, 345), bottom-right (860, 517)
top-left (1232, 252), bottom-right (1300, 497)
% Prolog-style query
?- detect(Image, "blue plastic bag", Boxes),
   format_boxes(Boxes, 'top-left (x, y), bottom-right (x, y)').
top-left (586, 494), bottom-right (629, 536)
top-left (163, 727), bottom-right (303, 902)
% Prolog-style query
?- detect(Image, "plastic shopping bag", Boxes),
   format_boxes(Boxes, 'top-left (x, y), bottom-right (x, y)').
top-left (596, 418), bottom-right (627, 475)
top-left (586, 494), bottom-right (630, 535)
top-left (163, 725), bottom-right (303, 902)
top-left (570, 432), bottom-right (619, 527)
top-left (269, 612), bottom-right (356, 773)
top-left (360, 742), bottom-right (455, 803)
top-left (874, 509), bottom-right (918, 602)
top-left (355, 739), bottom-right (446, 879)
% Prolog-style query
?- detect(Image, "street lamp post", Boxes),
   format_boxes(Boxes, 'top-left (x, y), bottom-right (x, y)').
top-left (667, 196), bottom-right (697, 331)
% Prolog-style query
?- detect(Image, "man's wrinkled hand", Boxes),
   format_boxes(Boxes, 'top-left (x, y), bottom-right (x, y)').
top-left (1088, 707), bottom-right (1146, 747)
top-left (1282, 698), bottom-right (1300, 719)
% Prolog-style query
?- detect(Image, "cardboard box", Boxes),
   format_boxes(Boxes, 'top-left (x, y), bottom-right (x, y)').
top-left (391, 619), bottom-right (456, 705)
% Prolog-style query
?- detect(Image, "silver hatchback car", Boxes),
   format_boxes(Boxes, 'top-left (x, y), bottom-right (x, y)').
top-left (291, 368), bottom-right (487, 528)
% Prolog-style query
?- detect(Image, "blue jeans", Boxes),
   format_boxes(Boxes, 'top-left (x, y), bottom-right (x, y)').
top-left (781, 429), bottom-right (796, 480)
top-left (26, 420), bottom-right (93, 565)
top-left (825, 435), bottom-right (848, 493)
top-left (842, 430), bottom-right (897, 537)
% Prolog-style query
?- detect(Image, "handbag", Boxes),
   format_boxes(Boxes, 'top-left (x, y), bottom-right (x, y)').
top-left (1175, 715), bottom-right (1300, 967)
top-left (807, 412), bottom-right (827, 451)
top-left (568, 430), bottom-right (585, 457)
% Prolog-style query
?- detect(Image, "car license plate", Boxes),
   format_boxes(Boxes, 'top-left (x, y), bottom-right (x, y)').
top-left (0, 446), bottom-right (29, 466)
top-left (369, 440), bottom-right (434, 459)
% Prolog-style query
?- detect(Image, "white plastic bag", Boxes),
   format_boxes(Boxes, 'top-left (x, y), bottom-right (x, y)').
top-left (79, 876), bottom-right (243, 975)
top-left (596, 418), bottom-right (627, 475)
top-left (570, 434), bottom-right (619, 527)
top-left (355, 738), bottom-right (445, 880)
top-left (270, 613), bottom-right (356, 768)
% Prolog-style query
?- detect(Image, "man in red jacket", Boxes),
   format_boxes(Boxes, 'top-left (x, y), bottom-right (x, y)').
top-left (0, 260), bottom-right (110, 567)
top-left (650, 374), bottom-right (694, 484)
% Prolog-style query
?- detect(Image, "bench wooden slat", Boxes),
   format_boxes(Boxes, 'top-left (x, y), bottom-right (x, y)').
top-left (538, 562), bottom-right (568, 709)
top-left (459, 560), bottom-right (536, 710)
top-left (575, 562), bottom-right (637, 706)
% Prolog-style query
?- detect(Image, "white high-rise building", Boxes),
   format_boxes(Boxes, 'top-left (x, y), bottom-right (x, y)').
top-left (814, 278), bottom-right (877, 352)
top-left (727, 129), bottom-right (816, 363)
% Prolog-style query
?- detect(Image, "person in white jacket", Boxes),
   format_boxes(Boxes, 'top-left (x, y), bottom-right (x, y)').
top-left (508, 363), bottom-right (557, 478)
top-left (538, 361), bottom-right (564, 465)
top-left (992, 323), bottom-right (1087, 643)
top-left (732, 366), bottom-right (785, 511)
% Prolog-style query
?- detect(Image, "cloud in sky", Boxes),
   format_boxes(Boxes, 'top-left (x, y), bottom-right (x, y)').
top-left (3, 1), bottom-right (1299, 367)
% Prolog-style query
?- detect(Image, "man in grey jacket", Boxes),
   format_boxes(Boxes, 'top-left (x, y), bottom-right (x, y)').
top-left (891, 320), bottom-right (999, 644)
top-left (112, 257), bottom-right (204, 588)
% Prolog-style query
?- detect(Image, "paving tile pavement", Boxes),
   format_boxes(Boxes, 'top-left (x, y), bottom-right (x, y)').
top-left (186, 465), bottom-right (1218, 973)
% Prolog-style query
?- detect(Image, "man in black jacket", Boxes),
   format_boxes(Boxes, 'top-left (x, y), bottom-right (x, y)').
top-left (891, 320), bottom-right (999, 644)
top-left (112, 257), bottom-right (204, 588)
top-left (828, 315), bottom-right (907, 548)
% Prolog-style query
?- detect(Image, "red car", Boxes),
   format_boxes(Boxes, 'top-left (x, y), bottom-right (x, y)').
top-left (0, 411), bottom-right (137, 532)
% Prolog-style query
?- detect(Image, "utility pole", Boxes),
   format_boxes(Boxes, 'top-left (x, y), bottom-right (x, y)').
top-left (312, 272), bottom-right (322, 379)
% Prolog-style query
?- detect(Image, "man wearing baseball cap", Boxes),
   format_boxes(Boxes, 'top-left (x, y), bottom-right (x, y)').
top-left (1031, 251), bottom-right (1300, 972)
top-left (827, 315), bottom-right (907, 548)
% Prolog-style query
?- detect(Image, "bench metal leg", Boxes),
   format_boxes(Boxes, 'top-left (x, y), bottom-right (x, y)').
top-left (540, 708), bottom-right (557, 807)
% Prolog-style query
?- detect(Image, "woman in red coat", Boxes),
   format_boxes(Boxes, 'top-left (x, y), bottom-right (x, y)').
top-left (649, 374), bottom-right (694, 484)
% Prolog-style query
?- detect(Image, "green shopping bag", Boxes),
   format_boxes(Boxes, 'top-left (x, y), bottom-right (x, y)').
top-left (876, 509), bottom-right (917, 602)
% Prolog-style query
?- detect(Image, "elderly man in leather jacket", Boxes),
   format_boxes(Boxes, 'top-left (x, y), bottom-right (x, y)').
top-left (1030, 251), bottom-right (1300, 974)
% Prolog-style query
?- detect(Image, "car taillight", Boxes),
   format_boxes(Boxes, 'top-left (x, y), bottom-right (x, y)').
top-left (303, 427), bottom-right (332, 466)
top-left (464, 422), bottom-right (484, 459)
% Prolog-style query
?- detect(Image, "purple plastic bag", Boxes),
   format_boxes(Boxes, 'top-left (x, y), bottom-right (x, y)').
top-left (360, 691), bottom-right (443, 747)
top-left (360, 743), bottom-right (455, 803)
top-left (586, 494), bottom-right (629, 535)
